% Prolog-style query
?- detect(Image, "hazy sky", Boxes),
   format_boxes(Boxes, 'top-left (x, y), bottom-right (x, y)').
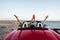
top-left (0, 0), bottom-right (60, 21)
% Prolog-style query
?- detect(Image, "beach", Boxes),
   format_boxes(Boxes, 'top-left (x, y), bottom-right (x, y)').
top-left (0, 21), bottom-right (18, 40)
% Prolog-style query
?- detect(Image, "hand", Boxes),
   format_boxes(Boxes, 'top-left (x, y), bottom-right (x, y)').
top-left (32, 14), bottom-right (35, 21)
top-left (44, 15), bottom-right (48, 21)
top-left (33, 14), bottom-right (35, 20)
top-left (45, 16), bottom-right (48, 19)
top-left (14, 14), bottom-right (18, 18)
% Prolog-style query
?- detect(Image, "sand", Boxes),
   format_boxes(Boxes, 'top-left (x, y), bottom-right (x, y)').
top-left (0, 21), bottom-right (19, 40)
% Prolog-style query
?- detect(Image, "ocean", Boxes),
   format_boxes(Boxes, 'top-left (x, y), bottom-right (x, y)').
top-left (45, 21), bottom-right (60, 28)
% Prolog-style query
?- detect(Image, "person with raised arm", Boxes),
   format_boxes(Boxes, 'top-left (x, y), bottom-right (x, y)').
top-left (29, 14), bottom-right (37, 28)
top-left (14, 14), bottom-right (36, 28)
top-left (14, 15), bottom-right (23, 27)
top-left (43, 15), bottom-right (48, 28)
top-left (44, 15), bottom-right (48, 22)
top-left (29, 14), bottom-right (35, 26)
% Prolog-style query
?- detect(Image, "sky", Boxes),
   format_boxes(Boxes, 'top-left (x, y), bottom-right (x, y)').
top-left (0, 0), bottom-right (60, 21)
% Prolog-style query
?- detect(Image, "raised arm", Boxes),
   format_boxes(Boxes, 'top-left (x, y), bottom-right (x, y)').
top-left (44, 15), bottom-right (48, 22)
top-left (43, 15), bottom-right (48, 27)
top-left (29, 14), bottom-right (35, 27)
top-left (14, 14), bottom-right (23, 26)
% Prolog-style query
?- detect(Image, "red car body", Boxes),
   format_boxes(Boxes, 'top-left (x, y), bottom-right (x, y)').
top-left (4, 29), bottom-right (60, 40)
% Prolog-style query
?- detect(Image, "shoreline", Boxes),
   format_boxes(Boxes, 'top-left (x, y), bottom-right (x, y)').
top-left (0, 21), bottom-right (18, 40)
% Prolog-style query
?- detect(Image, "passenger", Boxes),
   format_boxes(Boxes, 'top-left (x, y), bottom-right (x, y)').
top-left (37, 21), bottom-right (41, 27)
top-left (14, 14), bottom-right (36, 28)
top-left (14, 15), bottom-right (23, 28)
top-left (29, 14), bottom-right (37, 28)
top-left (37, 21), bottom-right (42, 28)
top-left (22, 21), bottom-right (28, 28)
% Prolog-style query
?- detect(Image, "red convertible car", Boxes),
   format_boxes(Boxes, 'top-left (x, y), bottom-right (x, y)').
top-left (4, 21), bottom-right (60, 40)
